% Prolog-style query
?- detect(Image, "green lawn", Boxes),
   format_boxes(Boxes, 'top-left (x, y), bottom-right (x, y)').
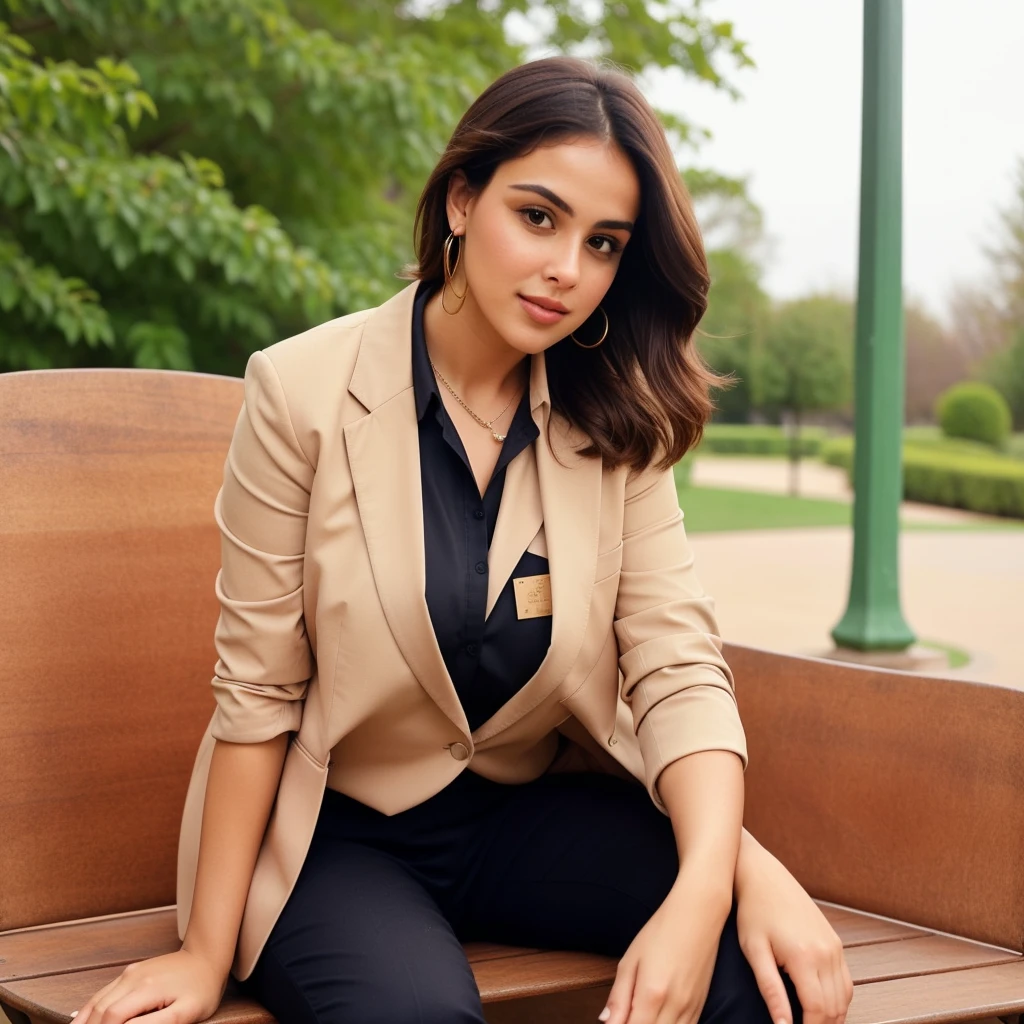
top-left (676, 483), bottom-right (1024, 534)
top-left (677, 485), bottom-right (852, 533)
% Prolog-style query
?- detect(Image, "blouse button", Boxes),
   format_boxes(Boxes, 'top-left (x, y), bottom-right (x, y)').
top-left (465, 643), bottom-right (478, 657)
top-left (475, 561), bottom-right (487, 574)
top-left (473, 509), bottom-right (485, 520)
top-left (448, 742), bottom-right (470, 761)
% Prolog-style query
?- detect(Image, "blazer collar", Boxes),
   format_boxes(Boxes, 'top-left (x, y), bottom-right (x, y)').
top-left (343, 281), bottom-right (601, 742)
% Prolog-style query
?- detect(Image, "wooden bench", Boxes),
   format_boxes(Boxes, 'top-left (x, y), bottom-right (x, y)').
top-left (2, 367), bottom-right (1024, 1024)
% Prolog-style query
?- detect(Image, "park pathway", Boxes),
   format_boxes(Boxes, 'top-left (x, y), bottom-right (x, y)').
top-left (686, 456), bottom-right (1023, 688)
top-left (688, 526), bottom-right (1023, 689)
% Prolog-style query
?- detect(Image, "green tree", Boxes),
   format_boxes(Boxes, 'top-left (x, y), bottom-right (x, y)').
top-left (904, 299), bottom-right (968, 424)
top-left (0, 0), bottom-right (752, 375)
top-left (697, 247), bottom-right (770, 423)
top-left (755, 295), bottom-right (854, 494)
top-left (980, 328), bottom-right (1024, 430)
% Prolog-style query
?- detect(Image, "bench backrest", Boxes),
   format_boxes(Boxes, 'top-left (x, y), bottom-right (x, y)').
top-left (4, 368), bottom-right (1023, 955)
top-left (0, 369), bottom-right (242, 930)
top-left (730, 642), bottom-right (1024, 953)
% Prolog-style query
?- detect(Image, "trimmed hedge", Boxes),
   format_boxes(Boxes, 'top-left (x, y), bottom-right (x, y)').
top-left (820, 437), bottom-right (1024, 518)
top-left (698, 424), bottom-right (826, 457)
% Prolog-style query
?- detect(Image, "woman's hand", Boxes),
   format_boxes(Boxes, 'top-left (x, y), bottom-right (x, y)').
top-left (735, 832), bottom-right (853, 1024)
top-left (69, 948), bottom-right (227, 1024)
top-left (600, 873), bottom-right (730, 1024)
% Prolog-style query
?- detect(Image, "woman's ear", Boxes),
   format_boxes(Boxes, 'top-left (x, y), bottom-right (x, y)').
top-left (445, 170), bottom-right (474, 237)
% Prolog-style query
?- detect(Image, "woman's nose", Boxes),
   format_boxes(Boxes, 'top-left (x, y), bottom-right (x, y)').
top-left (544, 241), bottom-right (581, 289)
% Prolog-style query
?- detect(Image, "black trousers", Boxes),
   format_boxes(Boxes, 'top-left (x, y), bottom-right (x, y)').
top-left (241, 769), bottom-right (801, 1024)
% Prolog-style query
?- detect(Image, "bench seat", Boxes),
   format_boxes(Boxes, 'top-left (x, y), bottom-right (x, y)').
top-left (3, 903), bottom-right (1023, 1024)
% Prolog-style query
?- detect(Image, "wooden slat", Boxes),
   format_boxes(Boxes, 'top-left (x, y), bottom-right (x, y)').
top-left (846, 960), bottom-right (1024, 1024)
top-left (464, 942), bottom-right (542, 963)
top-left (4, 966), bottom-right (269, 1024)
top-left (845, 935), bottom-right (1021, 985)
top-left (0, 911), bottom-right (178, 984)
top-left (483, 987), bottom-right (610, 1024)
top-left (818, 904), bottom-right (932, 947)
top-left (471, 950), bottom-right (616, 1003)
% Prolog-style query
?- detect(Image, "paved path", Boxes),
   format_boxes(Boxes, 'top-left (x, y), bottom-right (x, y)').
top-left (688, 526), bottom-right (1024, 689)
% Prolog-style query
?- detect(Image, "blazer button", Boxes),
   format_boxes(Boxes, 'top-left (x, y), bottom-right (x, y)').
top-left (448, 742), bottom-right (470, 761)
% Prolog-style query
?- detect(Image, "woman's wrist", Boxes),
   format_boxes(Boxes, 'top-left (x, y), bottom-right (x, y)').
top-left (668, 860), bottom-right (735, 923)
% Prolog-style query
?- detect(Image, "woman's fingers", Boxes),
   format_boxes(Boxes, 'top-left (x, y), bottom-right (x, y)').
top-left (125, 1004), bottom-right (193, 1024)
top-left (793, 958), bottom-right (831, 1024)
top-left (819, 939), bottom-right (852, 1022)
top-left (838, 948), bottom-right (854, 1023)
top-left (69, 976), bottom-right (122, 1024)
top-left (601, 955), bottom-right (638, 1024)
top-left (741, 935), bottom-right (793, 1024)
top-left (94, 985), bottom-right (168, 1024)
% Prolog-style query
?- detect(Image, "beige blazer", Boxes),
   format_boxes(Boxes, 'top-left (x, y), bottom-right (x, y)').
top-left (175, 281), bottom-right (747, 981)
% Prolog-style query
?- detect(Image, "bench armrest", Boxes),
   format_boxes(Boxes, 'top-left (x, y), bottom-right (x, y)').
top-left (726, 642), bottom-right (1024, 952)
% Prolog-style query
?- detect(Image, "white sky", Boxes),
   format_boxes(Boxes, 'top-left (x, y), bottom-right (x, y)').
top-left (643, 0), bottom-right (1024, 324)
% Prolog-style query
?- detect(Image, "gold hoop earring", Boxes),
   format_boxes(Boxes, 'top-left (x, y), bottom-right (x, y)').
top-left (571, 305), bottom-right (609, 349)
top-left (441, 231), bottom-right (467, 315)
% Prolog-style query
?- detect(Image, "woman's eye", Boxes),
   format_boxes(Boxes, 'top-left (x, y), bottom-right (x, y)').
top-left (589, 236), bottom-right (620, 255)
top-left (522, 207), bottom-right (553, 228)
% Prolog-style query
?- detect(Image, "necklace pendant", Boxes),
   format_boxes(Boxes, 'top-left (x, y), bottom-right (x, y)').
top-left (492, 431), bottom-right (506, 443)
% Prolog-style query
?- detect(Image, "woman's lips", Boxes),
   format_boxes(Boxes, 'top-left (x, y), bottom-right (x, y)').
top-left (518, 294), bottom-right (567, 325)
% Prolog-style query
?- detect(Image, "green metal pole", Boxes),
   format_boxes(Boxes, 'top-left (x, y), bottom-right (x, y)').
top-left (831, 0), bottom-right (915, 651)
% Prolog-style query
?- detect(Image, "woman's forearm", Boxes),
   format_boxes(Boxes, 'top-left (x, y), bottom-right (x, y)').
top-left (180, 734), bottom-right (290, 979)
top-left (656, 749), bottom-right (745, 908)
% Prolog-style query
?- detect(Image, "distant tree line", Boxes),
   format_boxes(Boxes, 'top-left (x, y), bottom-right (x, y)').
top-left (697, 157), bottom-right (1024, 434)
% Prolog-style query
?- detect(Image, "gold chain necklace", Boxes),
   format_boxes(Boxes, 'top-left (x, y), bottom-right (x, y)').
top-left (429, 359), bottom-right (520, 443)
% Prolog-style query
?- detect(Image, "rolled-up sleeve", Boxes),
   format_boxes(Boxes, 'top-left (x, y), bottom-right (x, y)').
top-left (209, 349), bottom-right (314, 744)
top-left (613, 461), bottom-right (747, 811)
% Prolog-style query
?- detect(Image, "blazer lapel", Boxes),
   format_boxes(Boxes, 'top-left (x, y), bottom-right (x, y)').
top-left (345, 284), bottom-right (470, 737)
top-left (485, 443), bottom-right (542, 619)
top-left (472, 399), bottom-right (604, 744)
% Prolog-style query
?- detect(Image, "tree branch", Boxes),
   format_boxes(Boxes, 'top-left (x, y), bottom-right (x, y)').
top-left (10, 16), bottom-right (58, 34)
top-left (136, 122), bottom-right (193, 154)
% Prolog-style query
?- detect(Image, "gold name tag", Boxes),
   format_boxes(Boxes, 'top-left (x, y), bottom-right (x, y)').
top-left (513, 573), bottom-right (552, 619)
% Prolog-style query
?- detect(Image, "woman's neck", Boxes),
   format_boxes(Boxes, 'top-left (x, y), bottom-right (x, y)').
top-left (421, 287), bottom-right (530, 409)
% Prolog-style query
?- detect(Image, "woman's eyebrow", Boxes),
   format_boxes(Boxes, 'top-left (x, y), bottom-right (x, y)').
top-left (509, 183), bottom-right (634, 232)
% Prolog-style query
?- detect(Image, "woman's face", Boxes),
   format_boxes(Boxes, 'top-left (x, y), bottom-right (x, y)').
top-left (447, 135), bottom-right (641, 355)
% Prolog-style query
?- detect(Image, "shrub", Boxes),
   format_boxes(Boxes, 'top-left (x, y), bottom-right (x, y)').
top-left (819, 437), bottom-right (1024, 518)
top-left (936, 382), bottom-right (1012, 447)
top-left (698, 424), bottom-right (826, 457)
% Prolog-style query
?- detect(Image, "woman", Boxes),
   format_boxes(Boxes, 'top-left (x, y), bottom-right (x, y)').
top-left (72, 56), bottom-right (852, 1024)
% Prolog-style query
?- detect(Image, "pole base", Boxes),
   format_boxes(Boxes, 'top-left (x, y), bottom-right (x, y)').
top-left (818, 644), bottom-right (951, 673)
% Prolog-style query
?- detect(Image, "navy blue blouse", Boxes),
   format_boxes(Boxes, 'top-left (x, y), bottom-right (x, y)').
top-left (412, 281), bottom-right (552, 732)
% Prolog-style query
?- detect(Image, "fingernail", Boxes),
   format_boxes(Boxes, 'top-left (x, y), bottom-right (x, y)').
top-left (70, 1014), bottom-right (79, 1019)
top-left (598, 1009), bottom-right (611, 1022)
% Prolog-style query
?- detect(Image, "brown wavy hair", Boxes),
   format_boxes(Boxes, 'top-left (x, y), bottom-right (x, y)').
top-left (406, 55), bottom-right (725, 473)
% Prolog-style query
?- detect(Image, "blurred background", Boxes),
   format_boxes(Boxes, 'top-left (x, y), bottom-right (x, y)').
top-left (1, 0), bottom-right (1021, 680)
